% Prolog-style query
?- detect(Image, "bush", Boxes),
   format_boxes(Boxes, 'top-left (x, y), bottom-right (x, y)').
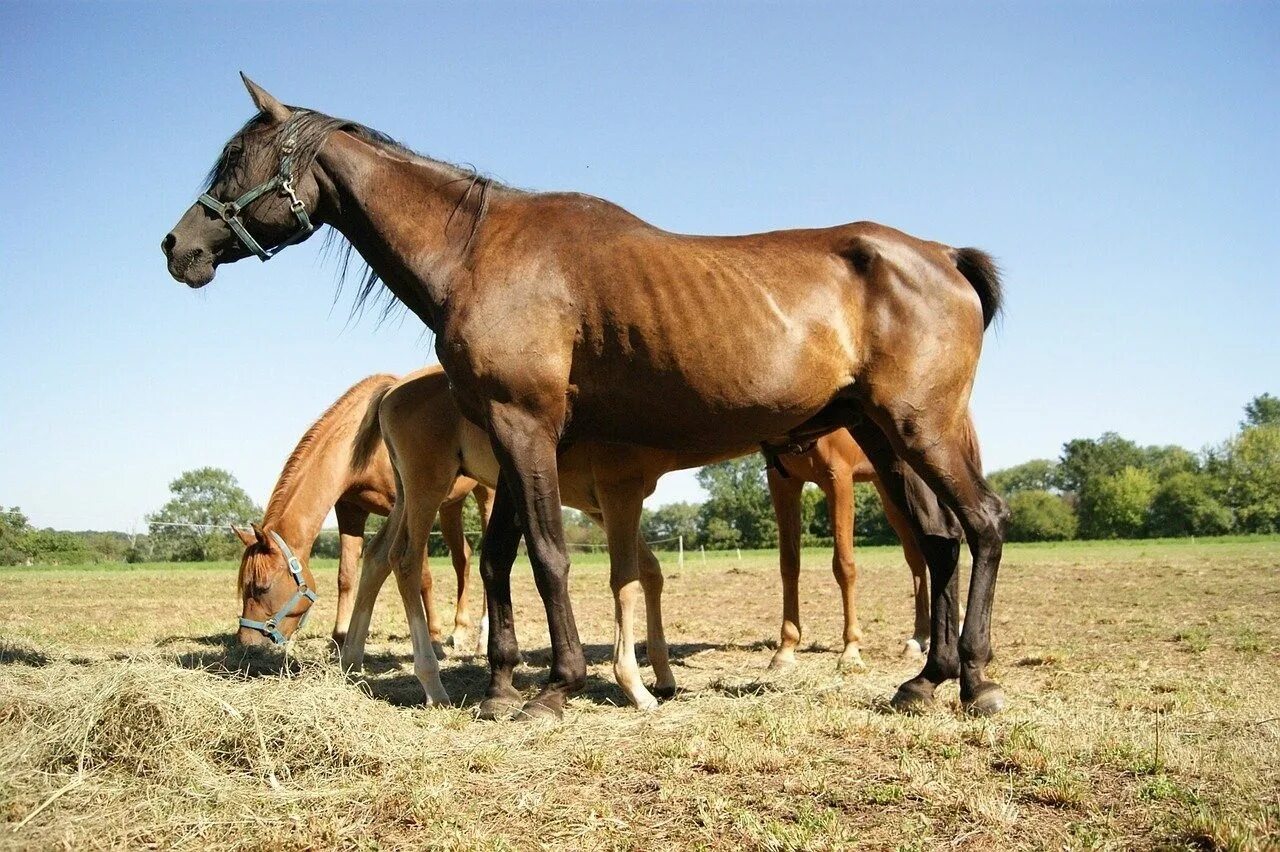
top-left (1007, 490), bottom-right (1077, 541)
top-left (1147, 472), bottom-right (1232, 537)
top-left (1078, 466), bottom-right (1157, 539)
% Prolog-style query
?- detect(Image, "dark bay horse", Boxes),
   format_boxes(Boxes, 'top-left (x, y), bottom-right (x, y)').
top-left (163, 76), bottom-right (1009, 719)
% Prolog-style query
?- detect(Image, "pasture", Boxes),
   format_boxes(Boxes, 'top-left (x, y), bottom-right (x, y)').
top-left (2, 538), bottom-right (1278, 850)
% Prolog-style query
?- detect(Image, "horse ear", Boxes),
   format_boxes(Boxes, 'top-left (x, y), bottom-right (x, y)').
top-left (240, 72), bottom-right (290, 123)
top-left (251, 522), bottom-right (273, 549)
top-left (231, 525), bottom-right (255, 547)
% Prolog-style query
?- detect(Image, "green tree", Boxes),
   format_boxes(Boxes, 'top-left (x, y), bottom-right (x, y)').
top-left (988, 459), bottom-right (1059, 496)
top-left (641, 502), bottom-right (702, 547)
top-left (696, 456), bottom-right (777, 549)
top-left (1, 507), bottom-right (32, 565)
top-left (1006, 490), bottom-right (1077, 541)
top-left (1078, 466), bottom-right (1157, 539)
top-left (1243, 393), bottom-right (1280, 428)
top-left (1146, 472), bottom-right (1232, 537)
top-left (1212, 425), bottom-right (1280, 533)
top-left (1142, 445), bottom-right (1200, 481)
top-left (1057, 433), bottom-right (1145, 495)
top-left (147, 468), bottom-right (261, 562)
top-left (851, 482), bottom-right (896, 545)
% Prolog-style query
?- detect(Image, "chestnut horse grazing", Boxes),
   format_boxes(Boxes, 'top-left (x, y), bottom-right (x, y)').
top-left (232, 374), bottom-right (492, 649)
top-left (343, 366), bottom-right (930, 708)
top-left (164, 77), bottom-right (1009, 719)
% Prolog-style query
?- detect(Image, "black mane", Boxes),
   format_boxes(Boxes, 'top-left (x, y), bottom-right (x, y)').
top-left (206, 108), bottom-right (502, 321)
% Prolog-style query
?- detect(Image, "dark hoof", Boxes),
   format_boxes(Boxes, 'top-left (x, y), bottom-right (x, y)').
top-left (653, 684), bottom-right (677, 701)
top-left (431, 641), bottom-right (448, 660)
top-left (476, 690), bottom-right (523, 721)
top-left (514, 698), bottom-right (564, 722)
top-left (890, 682), bottom-right (937, 715)
top-left (963, 683), bottom-right (1007, 717)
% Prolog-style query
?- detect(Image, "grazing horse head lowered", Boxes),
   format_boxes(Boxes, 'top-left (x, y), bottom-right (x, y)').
top-left (164, 75), bottom-right (1010, 721)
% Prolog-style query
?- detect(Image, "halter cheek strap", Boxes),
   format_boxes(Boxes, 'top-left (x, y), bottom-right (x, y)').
top-left (197, 138), bottom-right (314, 262)
top-left (238, 531), bottom-right (318, 645)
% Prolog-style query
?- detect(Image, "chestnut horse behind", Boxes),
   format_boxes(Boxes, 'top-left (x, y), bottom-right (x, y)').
top-left (232, 374), bottom-right (491, 649)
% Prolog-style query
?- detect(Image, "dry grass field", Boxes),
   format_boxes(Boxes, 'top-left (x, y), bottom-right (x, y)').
top-left (2, 537), bottom-right (1278, 850)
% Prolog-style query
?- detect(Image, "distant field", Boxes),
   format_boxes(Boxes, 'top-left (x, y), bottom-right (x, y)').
top-left (2, 538), bottom-right (1278, 849)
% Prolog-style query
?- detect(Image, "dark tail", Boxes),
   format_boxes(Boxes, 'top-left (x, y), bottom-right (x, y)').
top-left (953, 248), bottom-right (1003, 329)
top-left (351, 382), bottom-right (394, 473)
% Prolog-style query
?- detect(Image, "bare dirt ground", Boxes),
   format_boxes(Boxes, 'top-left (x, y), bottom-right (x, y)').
top-left (2, 538), bottom-right (1278, 850)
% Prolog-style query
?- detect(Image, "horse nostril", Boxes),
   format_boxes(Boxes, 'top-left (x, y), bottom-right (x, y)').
top-left (162, 233), bottom-right (177, 256)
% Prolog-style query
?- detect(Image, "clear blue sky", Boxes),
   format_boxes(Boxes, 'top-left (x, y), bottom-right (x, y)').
top-left (2, 2), bottom-right (1276, 531)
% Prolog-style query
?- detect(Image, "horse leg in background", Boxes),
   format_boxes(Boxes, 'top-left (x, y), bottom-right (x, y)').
top-left (438, 496), bottom-right (473, 652)
top-left (851, 411), bottom-right (1008, 716)
top-left (485, 403), bottom-right (584, 722)
top-left (394, 475), bottom-right (456, 705)
top-left (476, 479), bottom-right (524, 719)
top-left (595, 487), bottom-right (658, 710)
top-left (877, 481), bottom-right (932, 658)
top-left (826, 470), bottom-right (866, 672)
top-left (331, 501), bottom-right (369, 645)
top-left (340, 514), bottom-right (398, 672)
top-left (636, 538), bottom-right (676, 699)
top-left (766, 468), bottom-right (805, 669)
top-left (471, 484), bottom-right (496, 655)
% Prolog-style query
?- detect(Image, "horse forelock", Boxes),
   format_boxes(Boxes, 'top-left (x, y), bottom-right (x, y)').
top-left (236, 544), bottom-right (276, 597)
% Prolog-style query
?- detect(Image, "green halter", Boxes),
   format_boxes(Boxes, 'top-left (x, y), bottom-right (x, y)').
top-left (239, 531), bottom-right (317, 645)
top-left (197, 137), bottom-right (314, 261)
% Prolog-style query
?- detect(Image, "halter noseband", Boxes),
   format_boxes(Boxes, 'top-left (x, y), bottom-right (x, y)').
top-left (197, 137), bottom-right (314, 261)
top-left (239, 530), bottom-right (318, 645)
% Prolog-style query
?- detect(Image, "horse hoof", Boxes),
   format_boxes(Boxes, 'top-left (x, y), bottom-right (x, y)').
top-left (837, 653), bottom-right (868, 674)
top-left (901, 639), bottom-right (927, 658)
top-left (653, 684), bottom-right (677, 701)
top-left (514, 699), bottom-right (563, 722)
top-left (963, 684), bottom-right (1007, 717)
top-left (767, 654), bottom-right (797, 671)
top-left (477, 695), bottom-right (522, 721)
top-left (890, 684), bottom-right (936, 715)
top-left (431, 641), bottom-right (448, 660)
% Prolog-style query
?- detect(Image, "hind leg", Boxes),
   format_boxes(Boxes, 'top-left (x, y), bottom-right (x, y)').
top-left (596, 485), bottom-right (659, 710)
top-left (825, 470), bottom-right (866, 672)
top-left (877, 482), bottom-right (931, 657)
top-left (438, 495), bottom-right (474, 652)
top-left (847, 420), bottom-right (964, 713)
top-left (856, 409), bottom-right (1008, 715)
top-left (766, 469), bottom-right (805, 669)
top-left (636, 539), bottom-right (676, 699)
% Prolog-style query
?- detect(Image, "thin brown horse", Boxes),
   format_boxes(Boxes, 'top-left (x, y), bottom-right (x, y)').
top-left (232, 374), bottom-right (492, 649)
top-left (164, 77), bottom-right (1009, 719)
top-left (342, 366), bottom-right (931, 707)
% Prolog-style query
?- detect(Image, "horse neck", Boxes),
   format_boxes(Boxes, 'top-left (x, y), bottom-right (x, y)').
top-left (314, 132), bottom-right (479, 330)
top-left (261, 408), bottom-right (365, 556)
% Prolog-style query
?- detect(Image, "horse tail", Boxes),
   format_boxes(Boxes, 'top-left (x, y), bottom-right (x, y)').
top-left (952, 248), bottom-right (1003, 329)
top-left (351, 381), bottom-right (395, 474)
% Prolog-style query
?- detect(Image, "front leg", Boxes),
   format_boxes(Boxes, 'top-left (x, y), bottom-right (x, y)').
top-left (332, 501), bottom-right (369, 645)
top-left (476, 478), bottom-right (525, 719)
top-left (486, 403), bottom-right (585, 721)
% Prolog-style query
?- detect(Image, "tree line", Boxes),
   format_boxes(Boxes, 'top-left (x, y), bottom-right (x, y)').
top-left (3, 395), bottom-right (1276, 565)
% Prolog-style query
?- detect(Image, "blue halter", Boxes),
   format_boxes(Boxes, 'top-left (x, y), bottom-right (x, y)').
top-left (239, 531), bottom-right (318, 645)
